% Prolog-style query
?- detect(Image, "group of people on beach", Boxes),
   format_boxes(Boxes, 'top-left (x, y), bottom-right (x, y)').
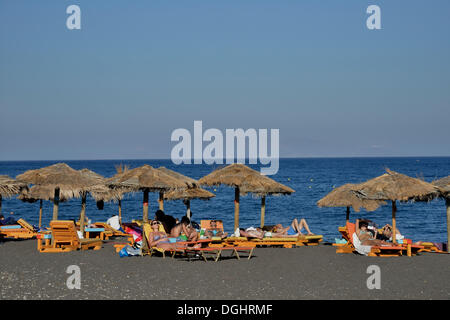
top-left (355, 218), bottom-right (402, 246)
top-left (144, 209), bottom-right (316, 251)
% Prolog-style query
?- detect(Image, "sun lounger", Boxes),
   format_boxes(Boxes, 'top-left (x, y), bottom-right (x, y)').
top-left (0, 218), bottom-right (37, 239)
top-left (417, 242), bottom-right (448, 254)
top-left (37, 220), bottom-right (103, 253)
top-left (92, 222), bottom-right (134, 241)
top-left (342, 222), bottom-right (405, 257)
top-left (225, 234), bottom-right (323, 248)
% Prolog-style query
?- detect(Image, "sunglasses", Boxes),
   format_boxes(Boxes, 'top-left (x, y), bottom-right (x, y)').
top-left (151, 222), bottom-right (160, 225)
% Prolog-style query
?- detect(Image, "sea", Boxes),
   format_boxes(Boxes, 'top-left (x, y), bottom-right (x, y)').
top-left (1, 157), bottom-right (449, 243)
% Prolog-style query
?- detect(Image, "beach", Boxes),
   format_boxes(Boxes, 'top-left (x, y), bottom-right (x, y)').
top-left (1, 239), bottom-right (448, 300)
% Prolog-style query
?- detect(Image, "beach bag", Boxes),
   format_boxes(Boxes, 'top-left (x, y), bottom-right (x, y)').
top-left (119, 245), bottom-right (141, 257)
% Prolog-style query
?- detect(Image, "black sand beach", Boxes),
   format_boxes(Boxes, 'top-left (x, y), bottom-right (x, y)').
top-left (0, 239), bottom-right (448, 300)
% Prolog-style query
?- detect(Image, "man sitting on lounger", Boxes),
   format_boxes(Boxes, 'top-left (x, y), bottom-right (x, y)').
top-left (272, 218), bottom-right (314, 237)
top-left (170, 216), bottom-right (198, 242)
top-left (205, 220), bottom-right (228, 239)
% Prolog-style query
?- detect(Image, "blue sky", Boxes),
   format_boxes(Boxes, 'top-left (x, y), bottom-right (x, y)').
top-left (1, 0), bottom-right (449, 160)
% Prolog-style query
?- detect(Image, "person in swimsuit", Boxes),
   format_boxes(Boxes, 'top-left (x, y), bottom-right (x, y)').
top-left (147, 220), bottom-right (184, 250)
top-left (272, 218), bottom-right (314, 237)
top-left (170, 216), bottom-right (198, 242)
top-left (356, 219), bottom-right (391, 246)
top-left (205, 220), bottom-right (228, 239)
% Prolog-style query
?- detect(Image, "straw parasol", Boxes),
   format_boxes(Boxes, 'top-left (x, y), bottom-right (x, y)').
top-left (16, 163), bottom-right (107, 233)
top-left (199, 163), bottom-right (295, 229)
top-left (317, 183), bottom-right (386, 223)
top-left (352, 169), bottom-right (439, 244)
top-left (0, 175), bottom-right (28, 215)
top-left (164, 187), bottom-right (215, 219)
top-left (156, 167), bottom-right (198, 211)
top-left (432, 176), bottom-right (450, 253)
top-left (107, 165), bottom-right (188, 222)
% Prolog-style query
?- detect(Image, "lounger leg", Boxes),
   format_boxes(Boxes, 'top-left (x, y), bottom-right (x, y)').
top-left (214, 250), bottom-right (222, 262)
top-left (234, 249), bottom-right (241, 260)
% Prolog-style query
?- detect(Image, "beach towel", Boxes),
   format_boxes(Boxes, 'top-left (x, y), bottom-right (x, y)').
top-left (352, 233), bottom-right (372, 256)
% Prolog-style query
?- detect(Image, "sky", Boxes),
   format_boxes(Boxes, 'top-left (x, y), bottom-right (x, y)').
top-left (1, 0), bottom-right (449, 161)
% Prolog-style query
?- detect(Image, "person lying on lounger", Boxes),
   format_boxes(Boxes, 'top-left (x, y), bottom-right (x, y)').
top-left (356, 219), bottom-right (392, 246)
top-left (170, 216), bottom-right (198, 242)
top-left (238, 227), bottom-right (265, 239)
top-left (205, 220), bottom-right (228, 239)
top-left (147, 220), bottom-right (187, 250)
top-left (272, 218), bottom-right (314, 236)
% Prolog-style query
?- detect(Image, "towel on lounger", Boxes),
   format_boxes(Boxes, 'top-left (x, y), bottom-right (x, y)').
top-left (352, 233), bottom-right (372, 256)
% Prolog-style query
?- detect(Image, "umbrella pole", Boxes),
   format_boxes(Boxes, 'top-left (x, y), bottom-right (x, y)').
top-left (159, 191), bottom-right (164, 211)
top-left (446, 198), bottom-right (450, 253)
top-left (346, 206), bottom-right (350, 224)
top-left (143, 189), bottom-right (149, 222)
top-left (38, 199), bottom-right (43, 229)
top-left (52, 187), bottom-right (60, 221)
top-left (392, 200), bottom-right (397, 244)
top-left (234, 187), bottom-right (240, 231)
top-left (186, 200), bottom-right (191, 219)
top-left (260, 196), bottom-right (266, 228)
top-left (79, 192), bottom-right (87, 234)
top-left (118, 199), bottom-right (122, 226)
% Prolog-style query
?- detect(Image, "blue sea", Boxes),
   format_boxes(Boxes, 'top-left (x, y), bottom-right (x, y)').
top-left (0, 157), bottom-right (449, 243)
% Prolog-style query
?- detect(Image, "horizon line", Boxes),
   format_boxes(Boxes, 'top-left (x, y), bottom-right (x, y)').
top-left (1, 155), bottom-right (450, 163)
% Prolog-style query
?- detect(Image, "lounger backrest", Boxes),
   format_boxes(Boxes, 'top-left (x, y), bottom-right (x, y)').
top-left (200, 220), bottom-right (224, 231)
top-left (346, 222), bottom-right (356, 245)
top-left (17, 218), bottom-right (34, 231)
top-left (50, 220), bottom-right (80, 247)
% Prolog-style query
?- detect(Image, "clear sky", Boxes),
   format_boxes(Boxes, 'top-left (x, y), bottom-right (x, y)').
top-left (1, 0), bottom-right (449, 160)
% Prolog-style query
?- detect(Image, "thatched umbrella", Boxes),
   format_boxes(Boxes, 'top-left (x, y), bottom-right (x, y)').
top-left (16, 163), bottom-right (106, 233)
top-left (156, 167), bottom-right (198, 211)
top-left (317, 183), bottom-right (386, 223)
top-left (199, 163), bottom-right (295, 230)
top-left (0, 175), bottom-right (28, 215)
top-left (164, 187), bottom-right (215, 219)
top-left (432, 176), bottom-right (450, 253)
top-left (107, 165), bottom-right (188, 222)
top-left (352, 169), bottom-right (439, 244)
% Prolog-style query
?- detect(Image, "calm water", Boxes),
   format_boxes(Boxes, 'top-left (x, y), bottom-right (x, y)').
top-left (1, 157), bottom-right (449, 243)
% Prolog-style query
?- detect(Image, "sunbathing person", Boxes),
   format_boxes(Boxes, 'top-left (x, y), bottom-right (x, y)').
top-left (205, 220), bottom-right (228, 239)
top-left (239, 227), bottom-right (265, 239)
top-left (272, 218), bottom-right (314, 236)
top-left (356, 219), bottom-right (391, 246)
top-left (146, 220), bottom-right (186, 250)
top-left (154, 210), bottom-right (177, 234)
top-left (170, 216), bottom-right (198, 242)
top-left (0, 214), bottom-right (17, 225)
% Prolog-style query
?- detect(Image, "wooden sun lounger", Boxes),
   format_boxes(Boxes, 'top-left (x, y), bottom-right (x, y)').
top-left (92, 222), bottom-right (134, 241)
top-left (340, 223), bottom-right (405, 257)
top-left (336, 224), bottom-right (423, 256)
top-left (224, 235), bottom-right (323, 248)
top-left (37, 220), bottom-right (103, 253)
top-left (0, 219), bottom-right (37, 239)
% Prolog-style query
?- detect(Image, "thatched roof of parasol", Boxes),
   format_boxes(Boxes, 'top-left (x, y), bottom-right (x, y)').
top-left (157, 167), bottom-right (198, 188)
top-left (18, 185), bottom-right (75, 203)
top-left (352, 169), bottom-right (440, 202)
top-left (432, 176), bottom-right (450, 198)
top-left (317, 183), bottom-right (386, 212)
top-left (107, 164), bottom-right (188, 192)
top-left (79, 169), bottom-right (124, 202)
top-left (16, 163), bottom-right (112, 201)
top-left (198, 163), bottom-right (294, 196)
top-left (164, 187), bottom-right (215, 201)
top-left (0, 175), bottom-right (28, 198)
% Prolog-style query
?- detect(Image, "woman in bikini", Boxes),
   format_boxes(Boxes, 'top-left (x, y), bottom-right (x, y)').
top-left (356, 219), bottom-right (391, 246)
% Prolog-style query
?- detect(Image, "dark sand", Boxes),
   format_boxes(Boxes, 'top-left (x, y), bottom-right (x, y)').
top-left (0, 239), bottom-right (448, 300)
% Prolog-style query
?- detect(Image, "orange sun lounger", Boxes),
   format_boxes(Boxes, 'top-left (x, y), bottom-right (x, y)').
top-left (92, 222), bottom-right (134, 241)
top-left (339, 222), bottom-right (407, 257)
top-left (0, 218), bottom-right (37, 240)
top-left (200, 219), bottom-right (322, 248)
top-left (37, 220), bottom-right (103, 253)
